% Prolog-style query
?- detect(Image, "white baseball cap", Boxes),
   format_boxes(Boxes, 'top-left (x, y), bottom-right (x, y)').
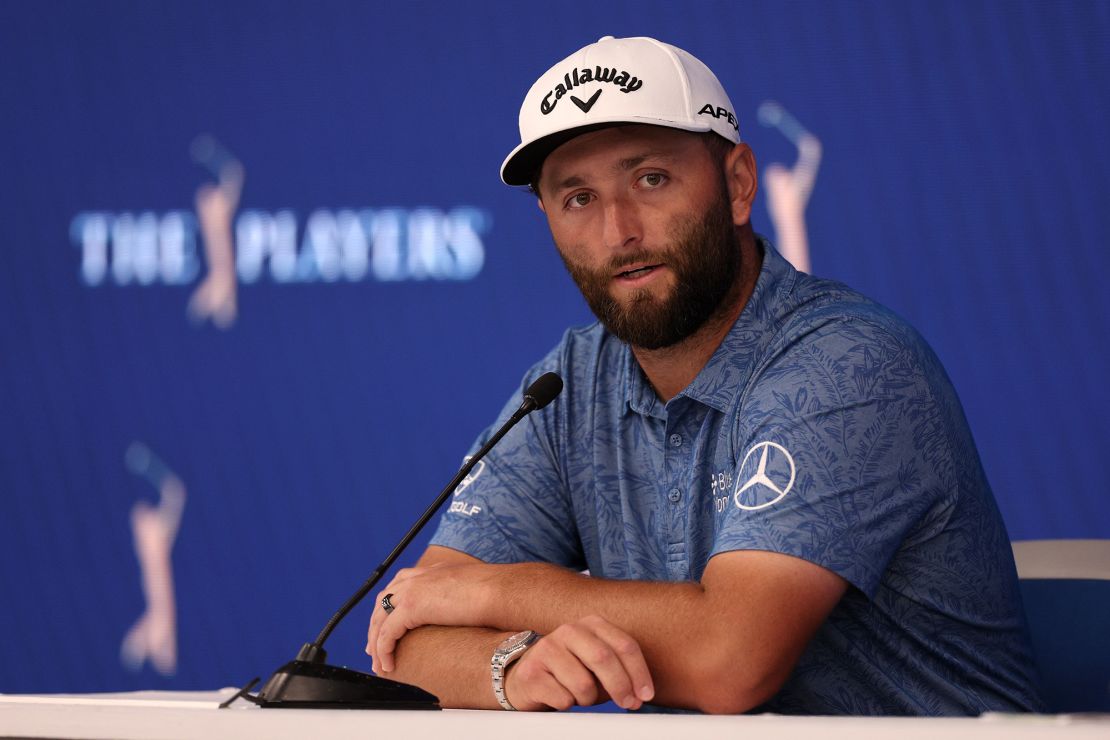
top-left (500, 36), bottom-right (741, 186)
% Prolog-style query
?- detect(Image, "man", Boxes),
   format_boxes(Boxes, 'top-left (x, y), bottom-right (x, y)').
top-left (365, 36), bottom-right (1042, 715)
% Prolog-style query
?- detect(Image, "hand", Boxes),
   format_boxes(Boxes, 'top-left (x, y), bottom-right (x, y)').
top-left (367, 562), bottom-right (498, 673)
top-left (504, 615), bottom-right (654, 711)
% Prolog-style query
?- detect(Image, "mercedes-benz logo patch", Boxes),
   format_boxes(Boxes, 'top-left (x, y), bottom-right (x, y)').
top-left (733, 441), bottom-right (796, 511)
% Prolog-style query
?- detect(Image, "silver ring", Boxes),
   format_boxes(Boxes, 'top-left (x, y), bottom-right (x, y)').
top-left (381, 593), bottom-right (396, 614)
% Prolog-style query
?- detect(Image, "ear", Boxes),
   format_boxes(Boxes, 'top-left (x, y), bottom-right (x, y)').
top-left (723, 143), bottom-right (758, 226)
top-left (537, 197), bottom-right (547, 214)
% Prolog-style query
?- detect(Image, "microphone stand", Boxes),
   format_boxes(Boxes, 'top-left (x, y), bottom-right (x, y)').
top-left (227, 373), bottom-right (562, 709)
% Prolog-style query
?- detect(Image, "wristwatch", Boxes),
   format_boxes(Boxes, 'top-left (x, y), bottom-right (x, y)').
top-left (491, 630), bottom-right (541, 710)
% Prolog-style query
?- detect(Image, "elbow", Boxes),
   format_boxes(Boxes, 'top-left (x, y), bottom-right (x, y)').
top-left (691, 651), bottom-right (791, 715)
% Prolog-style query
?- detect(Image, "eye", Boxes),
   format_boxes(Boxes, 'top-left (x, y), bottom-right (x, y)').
top-left (639, 172), bottom-right (667, 189)
top-left (565, 192), bottom-right (593, 210)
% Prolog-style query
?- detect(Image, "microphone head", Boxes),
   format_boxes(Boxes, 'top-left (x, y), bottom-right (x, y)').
top-left (523, 372), bottom-right (563, 411)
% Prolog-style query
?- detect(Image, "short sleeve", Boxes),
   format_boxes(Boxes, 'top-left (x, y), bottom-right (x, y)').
top-left (429, 363), bottom-right (586, 569)
top-left (711, 316), bottom-right (955, 597)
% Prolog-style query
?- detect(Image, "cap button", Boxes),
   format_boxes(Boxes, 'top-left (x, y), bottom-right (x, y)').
top-left (597, 35), bottom-right (615, 42)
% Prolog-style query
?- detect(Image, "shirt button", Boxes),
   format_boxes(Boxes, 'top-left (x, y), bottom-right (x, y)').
top-left (668, 488), bottom-right (682, 503)
top-left (669, 434), bottom-right (683, 447)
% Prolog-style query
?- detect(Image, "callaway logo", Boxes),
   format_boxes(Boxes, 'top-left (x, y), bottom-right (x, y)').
top-left (541, 66), bottom-right (644, 115)
top-left (733, 441), bottom-right (796, 511)
top-left (572, 89), bottom-right (602, 113)
top-left (453, 457), bottom-right (486, 496)
top-left (698, 103), bottom-right (739, 131)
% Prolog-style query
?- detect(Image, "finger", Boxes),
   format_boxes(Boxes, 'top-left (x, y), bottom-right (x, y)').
top-left (374, 611), bottom-right (413, 674)
top-left (558, 625), bottom-right (631, 708)
top-left (529, 635), bottom-right (601, 707)
top-left (368, 590), bottom-right (387, 653)
top-left (366, 588), bottom-right (396, 669)
top-left (560, 620), bottom-right (650, 709)
top-left (532, 666), bottom-right (578, 711)
top-left (508, 653), bottom-right (577, 711)
top-left (585, 617), bottom-right (654, 704)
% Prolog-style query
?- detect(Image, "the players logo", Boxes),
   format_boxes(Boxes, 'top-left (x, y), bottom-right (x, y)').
top-left (70, 134), bottom-right (491, 329)
top-left (733, 441), bottom-right (796, 511)
top-left (758, 101), bottom-right (821, 274)
top-left (120, 442), bottom-right (186, 676)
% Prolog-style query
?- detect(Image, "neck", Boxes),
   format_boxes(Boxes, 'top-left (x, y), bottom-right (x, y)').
top-left (631, 230), bottom-right (762, 403)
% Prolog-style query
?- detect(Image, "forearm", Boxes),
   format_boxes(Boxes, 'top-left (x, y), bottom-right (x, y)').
top-left (482, 564), bottom-right (725, 709)
top-left (370, 548), bottom-right (845, 713)
top-left (386, 625), bottom-right (512, 709)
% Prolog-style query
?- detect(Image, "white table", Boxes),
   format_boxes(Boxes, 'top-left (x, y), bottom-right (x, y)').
top-left (1, 690), bottom-right (1107, 740)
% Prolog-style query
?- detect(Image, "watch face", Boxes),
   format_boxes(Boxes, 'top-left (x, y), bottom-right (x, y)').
top-left (500, 630), bottom-right (534, 652)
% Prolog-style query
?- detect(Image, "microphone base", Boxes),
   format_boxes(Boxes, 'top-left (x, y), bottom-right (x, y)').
top-left (255, 660), bottom-right (440, 709)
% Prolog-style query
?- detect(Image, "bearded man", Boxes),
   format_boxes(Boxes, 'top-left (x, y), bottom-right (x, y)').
top-left (365, 36), bottom-right (1042, 716)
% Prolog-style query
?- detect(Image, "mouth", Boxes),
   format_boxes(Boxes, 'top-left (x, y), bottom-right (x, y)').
top-left (614, 263), bottom-right (664, 281)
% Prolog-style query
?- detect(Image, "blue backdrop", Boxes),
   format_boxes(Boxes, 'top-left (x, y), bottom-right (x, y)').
top-left (1, 0), bottom-right (1107, 693)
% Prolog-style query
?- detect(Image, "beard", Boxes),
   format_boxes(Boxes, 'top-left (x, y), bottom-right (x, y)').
top-left (556, 187), bottom-right (743, 350)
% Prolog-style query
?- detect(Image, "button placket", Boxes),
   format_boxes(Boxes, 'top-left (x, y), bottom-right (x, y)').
top-left (662, 412), bottom-right (692, 580)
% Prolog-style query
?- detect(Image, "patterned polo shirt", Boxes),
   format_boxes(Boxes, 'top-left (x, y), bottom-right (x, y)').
top-left (430, 238), bottom-right (1042, 715)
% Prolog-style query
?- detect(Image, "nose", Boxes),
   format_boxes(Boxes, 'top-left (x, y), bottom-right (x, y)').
top-left (601, 196), bottom-right (641, 252)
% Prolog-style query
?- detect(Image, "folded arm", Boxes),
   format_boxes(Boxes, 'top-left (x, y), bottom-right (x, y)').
top-left (369, 544), bottom-right (846, 713)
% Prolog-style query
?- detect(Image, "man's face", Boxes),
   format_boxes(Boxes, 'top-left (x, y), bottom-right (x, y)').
top-left (537, 126), bottom-right (744, 350)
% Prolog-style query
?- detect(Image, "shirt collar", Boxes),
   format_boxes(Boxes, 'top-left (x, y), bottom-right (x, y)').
top-left (623, 235), bottom-right (797, 417)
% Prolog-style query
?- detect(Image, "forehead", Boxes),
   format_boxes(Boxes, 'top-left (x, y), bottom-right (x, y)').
top-left (539, 125), bottom-right (708, 190)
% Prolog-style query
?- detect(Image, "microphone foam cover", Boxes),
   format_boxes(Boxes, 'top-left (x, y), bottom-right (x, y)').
top-left (524, 372), bottom-right (563, 410)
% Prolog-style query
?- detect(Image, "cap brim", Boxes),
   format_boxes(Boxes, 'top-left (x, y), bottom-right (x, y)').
top-left (500, 123), bottom-right (623, 187)
top-left (500, 118), bottom-right (716, 187)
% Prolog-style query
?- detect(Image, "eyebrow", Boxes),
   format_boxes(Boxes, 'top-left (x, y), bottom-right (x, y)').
top-left (550, 151), bottom-right (673, 192)
top-left (554, 174), bottom-right (587, 191)
top-left (616, 153), bottom-right (652, 171)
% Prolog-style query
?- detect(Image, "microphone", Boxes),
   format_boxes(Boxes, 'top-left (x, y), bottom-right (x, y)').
top-left (519, 371), bottom-right (563, 413)
top-left (227, 372), bottom-right (564, 709)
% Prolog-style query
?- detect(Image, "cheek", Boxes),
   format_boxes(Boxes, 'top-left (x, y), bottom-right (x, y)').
top-left (553, 240), bottom-right (590, 274)
top-left (553, 239), bottom-right (609, 291)
top-left (549, 224), bottom-right (597, 269)
top-left (547, 213), bottom-right (583, 243)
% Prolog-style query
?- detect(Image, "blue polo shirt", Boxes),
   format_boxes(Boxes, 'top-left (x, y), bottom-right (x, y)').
top-left (430, 239), bottom-right (1042, 715)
